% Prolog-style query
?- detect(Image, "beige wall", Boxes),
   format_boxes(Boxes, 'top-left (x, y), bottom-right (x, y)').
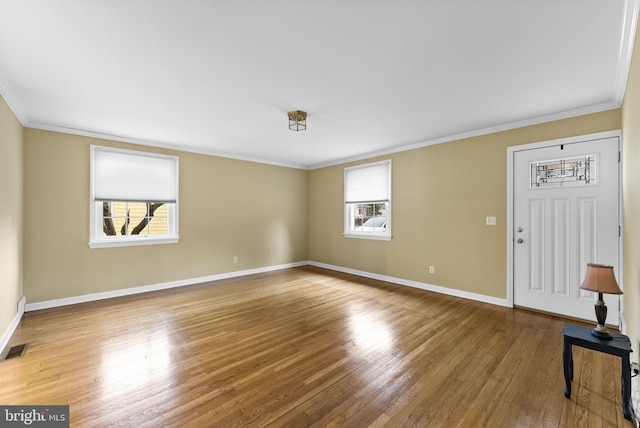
top-left (622, 18), bottom-right (640, 362)
top-left (309, 110), bottom-right (621, 299)
top-left (6, 32), bottom-right (637, 360)
top-left (0, 95), bottom-right (23, 337)
top-left (23, 129), bottom-right (308, 302)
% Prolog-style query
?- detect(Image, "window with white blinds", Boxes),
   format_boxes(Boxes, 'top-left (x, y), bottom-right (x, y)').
top-left (89, 145), bottom-right (179, 248)
top-left (344, 160), bottom-right (391, 240)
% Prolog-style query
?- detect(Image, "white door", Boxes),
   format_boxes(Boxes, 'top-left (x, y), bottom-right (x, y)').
top-left (513, 136), bottom-right (620, 323)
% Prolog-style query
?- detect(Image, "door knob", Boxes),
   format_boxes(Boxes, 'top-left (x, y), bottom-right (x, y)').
top-left (517, 227), bottom-right (523, 233)
top-left (517, 238), bottom-right (524, 244)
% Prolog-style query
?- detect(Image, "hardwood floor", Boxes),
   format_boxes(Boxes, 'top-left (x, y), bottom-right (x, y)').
top-left (0, 266), bottom-right (635, 427)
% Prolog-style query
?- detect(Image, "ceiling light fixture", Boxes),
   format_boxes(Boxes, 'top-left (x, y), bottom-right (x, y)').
top-left (288, 110), bottom-right (307, 131)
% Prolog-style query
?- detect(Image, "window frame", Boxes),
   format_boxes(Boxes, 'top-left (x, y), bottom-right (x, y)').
top-left (89, 145), bottom-right (180, 249)
top-left (343, 160), bottom-right (392, 241)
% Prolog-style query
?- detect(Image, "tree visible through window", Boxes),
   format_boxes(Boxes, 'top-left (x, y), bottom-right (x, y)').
top-left (90, 145), bottom-right (179, 248)
top-left (102, 202), bottom-right (167, 236)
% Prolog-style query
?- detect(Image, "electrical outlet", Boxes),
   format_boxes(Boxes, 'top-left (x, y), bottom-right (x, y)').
top-left (233, 256), bottom-right (238, 263)
top-left (429, 266), bottom-right (435, 274)
top-left (486, 216), bottom-right (497, 226)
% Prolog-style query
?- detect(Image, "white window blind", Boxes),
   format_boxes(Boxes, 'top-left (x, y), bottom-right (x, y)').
top-left (345, 160), bottom-right (391, 203)
top-left (92, 146), bottom-right (178, 203)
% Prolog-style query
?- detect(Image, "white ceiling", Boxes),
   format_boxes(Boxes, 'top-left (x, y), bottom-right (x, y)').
top-left (0, 1), bottom-right (637, 169)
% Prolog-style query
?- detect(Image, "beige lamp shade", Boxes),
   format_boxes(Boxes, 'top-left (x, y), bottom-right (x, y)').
top-left (580, 263), bottom-right (623, 295)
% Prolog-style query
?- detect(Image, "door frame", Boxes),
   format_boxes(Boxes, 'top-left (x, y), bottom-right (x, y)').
top-left (506, 130), bottom-right (623, 323)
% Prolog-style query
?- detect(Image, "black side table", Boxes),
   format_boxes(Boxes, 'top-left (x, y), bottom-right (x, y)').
top-left (562, 323), bottom-right (633, 420)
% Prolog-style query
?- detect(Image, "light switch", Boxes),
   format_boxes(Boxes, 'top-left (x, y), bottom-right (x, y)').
top-left (486, 216), bottom-right (496, 226)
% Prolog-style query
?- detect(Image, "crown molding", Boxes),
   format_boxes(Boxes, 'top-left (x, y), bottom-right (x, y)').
top-left (308, 101), bottom-right (622, 170)
top-left (613, 0), bottom-right (640, 106)
top-left (3, 0), bottom-right (636, 172)
top-left (26, 122), bottom-right (309, 170)
top-left (0, 70), bottom-right (27, 126)
top-left (24, 99), bottom-right (623, 172)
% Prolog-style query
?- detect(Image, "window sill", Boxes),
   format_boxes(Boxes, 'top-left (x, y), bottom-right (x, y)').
top-left (343, 233), bottom-right (392, 241)
top-left (89, 237), bottom-right (180, 249)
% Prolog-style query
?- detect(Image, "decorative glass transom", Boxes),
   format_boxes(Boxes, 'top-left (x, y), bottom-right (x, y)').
top-left (530, 155), bottom-right (596, 188)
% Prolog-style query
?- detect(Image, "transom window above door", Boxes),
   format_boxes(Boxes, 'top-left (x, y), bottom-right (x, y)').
top-left (530, 155), bottom-right (597, 188)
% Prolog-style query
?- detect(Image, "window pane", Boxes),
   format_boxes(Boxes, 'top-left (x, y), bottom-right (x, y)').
top-left (343, 159), bottom-right (391, 240)
top-left (148, 216), bottom-right (168, 235)
top-left (348, 202), bottom-right (388, 233)
top-left (123, 217), bottom-right (147, 236)
top-left (111, 201), bottom-right (127, 217)
top-left (90, 145), bottom-right (179, 248)
top-left (102, 201), bottom-right (170, 237)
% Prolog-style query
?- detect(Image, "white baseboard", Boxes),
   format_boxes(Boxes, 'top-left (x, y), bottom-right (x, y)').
top-left (25, 262), bottom-right (308, 312)
top-left (18, 295), bottom-right (25, 314)
top-left (24, 260), bottom-right (507, 314)
top-left (0, 296), bottom-right (25, 352)
top-left (308, 261), bottom-right (508, 307)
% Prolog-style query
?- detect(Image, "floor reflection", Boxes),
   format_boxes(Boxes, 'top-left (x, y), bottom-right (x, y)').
top-left (348, 306), bottom-right (394, 351)
top-left (100, 330), bottom-right (172, 399)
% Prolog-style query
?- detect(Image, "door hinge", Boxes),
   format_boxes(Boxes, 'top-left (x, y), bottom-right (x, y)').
top-left (619, 225), bottom-right (621, 237)
top-left (619, 151), bottom-right (621, 162)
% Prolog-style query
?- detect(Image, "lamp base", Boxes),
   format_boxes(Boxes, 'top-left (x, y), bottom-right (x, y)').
top-left (591, 296), bottom-right (613, 340)
top-left (591, 325), bottom-right (613, 340)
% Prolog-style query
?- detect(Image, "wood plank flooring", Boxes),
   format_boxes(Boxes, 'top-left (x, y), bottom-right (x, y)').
top-left (0, 266), bottom-right (635, 427)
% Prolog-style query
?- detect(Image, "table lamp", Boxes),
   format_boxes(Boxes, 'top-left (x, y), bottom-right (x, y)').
top-left (580, 263), bottom-right (623, 340)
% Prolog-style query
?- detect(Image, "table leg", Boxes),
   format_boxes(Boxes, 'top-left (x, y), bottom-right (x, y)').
top-left (563, 336), bottom-right (572, 398)
top-left (622, 353), bottom-right (632, 420)
top-left (569, 348), bottom-right (573, 381)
